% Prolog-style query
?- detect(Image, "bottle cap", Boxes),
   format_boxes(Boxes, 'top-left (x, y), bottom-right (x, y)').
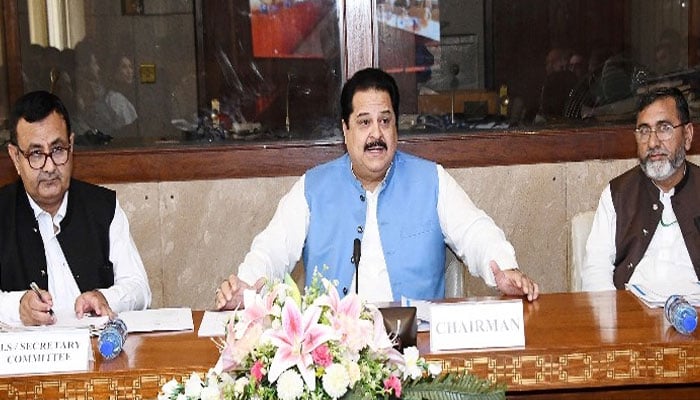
top-left (100, 340), bottom-right (115, 356)
top-left (682, 314), bottom-right (698, 333)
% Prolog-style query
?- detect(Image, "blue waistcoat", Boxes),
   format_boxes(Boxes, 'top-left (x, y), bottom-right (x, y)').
top-left (303, 151), bottom-right (445, 300)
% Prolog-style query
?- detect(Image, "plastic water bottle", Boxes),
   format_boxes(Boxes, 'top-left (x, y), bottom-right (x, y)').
top-left (98, 318), bottom-right (128, 359)
top-left (664, 295), bottom-right (698, 335)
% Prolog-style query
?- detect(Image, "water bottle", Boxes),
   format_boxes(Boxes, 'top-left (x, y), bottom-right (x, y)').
top-left (664, 295), bottom-right (698, 335)
top-left (98, 318), bottom-right (128, 359)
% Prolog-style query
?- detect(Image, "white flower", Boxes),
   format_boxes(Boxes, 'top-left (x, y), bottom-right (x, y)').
top-left (205, 368), bottom-right (219, 384)
top-left (344, 360), bottom-right (361, 386)
top-left (219, 372), bottom-right (236, 386)
top-left (322, 363), bottom-right (350, 399)
top-left (402, 346), bottom-right (423, 380)
top-left (160, 378), bottom-right (180, 397)
top-left (428, 362), bottom-right (442, 377)
top-left (276, 369), bottom-right (304, 400)
top-left (233, 376), bottom-right (249, 394)
top-left (271, 303), bottom-right (282, 319)
top-left (183, 372), bottom-right (204, 398)
top-left (176, 394), bottom-right (187, 400)
top-left (200, 383), bottom-right (221, 400)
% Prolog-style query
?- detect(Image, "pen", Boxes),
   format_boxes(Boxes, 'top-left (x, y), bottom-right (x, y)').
top-left (29, 281), bottom-right (55, 316)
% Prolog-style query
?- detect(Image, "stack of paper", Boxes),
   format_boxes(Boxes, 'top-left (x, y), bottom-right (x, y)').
top-left (198, 310), bottom-right (238, 337)
top-left (626, 281), bottom-right (700, 308)
top-left (119, 308), bottom-right (194, 333)
top-left (0, 310), bottom-right (108, 335)
top-left (400, 296), bottom-right (432, 332)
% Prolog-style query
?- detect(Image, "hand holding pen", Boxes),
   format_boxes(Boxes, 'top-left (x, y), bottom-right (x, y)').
top-left (30, 282), bottom-right (55, 316)
top-left (20, 282), bottom-right (56, 326)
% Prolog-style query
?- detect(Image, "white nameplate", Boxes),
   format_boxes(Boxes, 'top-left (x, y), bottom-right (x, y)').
top-left (0, 328), bottom-right (91, 375)
top-left (430, 299), bottom-right (525, 352)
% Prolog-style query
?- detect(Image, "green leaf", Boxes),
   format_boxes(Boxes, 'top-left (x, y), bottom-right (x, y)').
top-left (284, 273), bottom-right (302, 305)
top-left (401, 373), bottom-right (506, 400)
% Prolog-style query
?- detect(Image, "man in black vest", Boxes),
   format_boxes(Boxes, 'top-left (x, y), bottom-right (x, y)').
top-left (0, 91), bottom-right (151, 326)
top-left (582, 87), bottom-right (699, 291)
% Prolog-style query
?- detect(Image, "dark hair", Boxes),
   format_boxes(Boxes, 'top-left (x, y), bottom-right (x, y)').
top-left (340, 68), bottom-right (400, 128)
top-left (9, 91), bottom-right (71, 145)
top-left (637, 87), bottom-right (690, 123)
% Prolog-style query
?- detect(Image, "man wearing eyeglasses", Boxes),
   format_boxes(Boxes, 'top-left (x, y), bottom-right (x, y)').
top-left (582, 87), bottom-right (698, 291)
top-left (0, 91), bottom-right (151, 326)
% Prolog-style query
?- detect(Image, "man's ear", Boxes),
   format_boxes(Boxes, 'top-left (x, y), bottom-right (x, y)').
top-left (684, 123), bottom-right (693, 151)
top-left (342, 120), bottom-right (348, 145)
top-left (6, 144), bottom-right (21, 175)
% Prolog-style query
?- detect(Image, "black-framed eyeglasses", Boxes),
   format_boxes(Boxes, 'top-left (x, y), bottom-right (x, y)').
top-left (633, 121), bottom-right (687, 143)
top-left (14, 145), bottom-right (71, 170)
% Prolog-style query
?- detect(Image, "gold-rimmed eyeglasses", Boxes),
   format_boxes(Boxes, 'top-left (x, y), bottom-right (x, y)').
top-left (13, 145), bottom-right (71, 170)
top-left (633, 121), bottom-right (686, 143)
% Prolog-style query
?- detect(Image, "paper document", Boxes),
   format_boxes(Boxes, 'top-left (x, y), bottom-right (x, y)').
top-left (626, 281), bottom-right (700, 308)
top-left (119, 308), bottom-right (194, 333)
top-left (401, 296), bottom-right (432, 332)
top-left (0, 310), bottom-right (108, 334)
top-left (198, 310), bottom-right (238, 337)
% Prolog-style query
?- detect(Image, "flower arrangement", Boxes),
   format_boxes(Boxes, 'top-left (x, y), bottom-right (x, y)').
top-left (159, 270), bottom-right (505, 400)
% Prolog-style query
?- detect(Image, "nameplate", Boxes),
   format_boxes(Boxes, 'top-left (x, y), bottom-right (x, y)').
top-left (430, 299), bottom-right (525, 352)
top-left (0, 328), bottom-right (91, 375)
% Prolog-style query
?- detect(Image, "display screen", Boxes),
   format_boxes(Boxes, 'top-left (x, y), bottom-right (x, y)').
top-left (249, 0), bottom-right (337, 58)
top-left (377, 0), bottom-right (440, 42)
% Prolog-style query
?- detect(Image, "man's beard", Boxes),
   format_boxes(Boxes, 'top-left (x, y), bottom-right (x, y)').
top-left (640, 146), bottom-right (686, 181)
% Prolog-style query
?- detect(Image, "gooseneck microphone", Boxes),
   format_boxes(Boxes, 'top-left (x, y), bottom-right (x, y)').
top-left (353, 238), bottom-right (361, 294)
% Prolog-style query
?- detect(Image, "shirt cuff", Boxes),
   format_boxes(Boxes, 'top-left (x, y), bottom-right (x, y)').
top-left (1, 290), bottom-right (26, 325)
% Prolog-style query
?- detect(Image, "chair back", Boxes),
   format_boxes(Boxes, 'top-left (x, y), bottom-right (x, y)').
top-left (570, 210), bottom-right (596, 291)
top-left (445, 247), bottom-right (467, 298)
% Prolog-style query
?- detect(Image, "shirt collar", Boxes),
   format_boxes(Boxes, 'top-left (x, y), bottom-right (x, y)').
top-left (347, 152), bottom-right (397, 194)
top-left (27, 190), bottom-right (69, 225)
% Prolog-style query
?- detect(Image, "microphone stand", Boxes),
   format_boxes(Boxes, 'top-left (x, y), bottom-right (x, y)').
top-left (353, 238), bottom-right (361, 294)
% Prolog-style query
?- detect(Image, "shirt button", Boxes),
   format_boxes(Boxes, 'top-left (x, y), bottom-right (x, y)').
top-left (342, 287), bottom-right (348, 295)
top-left (652, 204), bottom-right (658, 211)
top-left (628, 263), bottom-right (634, 269)
top-left (642, 229), bottom-right (648, 236)
top-left (360, 194), bottom-right (366, 202)
top-left (357, 225), bottom-right (363, 233)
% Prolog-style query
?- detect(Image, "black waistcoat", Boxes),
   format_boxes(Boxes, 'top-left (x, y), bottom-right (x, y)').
top-left (0, 179), bottom-right (116, 292)
top-left (611, 162), bottom-right (700, 289)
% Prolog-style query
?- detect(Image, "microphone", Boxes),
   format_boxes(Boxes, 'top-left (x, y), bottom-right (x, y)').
top-left (353, 238), bottom-right (361, 294)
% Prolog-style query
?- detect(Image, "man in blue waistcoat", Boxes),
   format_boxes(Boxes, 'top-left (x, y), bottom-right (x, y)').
top-left (216, 68), bottom-right (539, 308)
top-left (0, 91), bottom-right (151, 326)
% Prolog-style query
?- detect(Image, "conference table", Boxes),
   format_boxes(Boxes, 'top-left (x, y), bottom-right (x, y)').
top-left (1, 290), bottom-right (699, 399)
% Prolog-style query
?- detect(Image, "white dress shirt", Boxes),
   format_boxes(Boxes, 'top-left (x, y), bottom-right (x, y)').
top-left (238, 164), bottom-right (518, 302)
top-left (582, 184), bottom-right (695, 291)
top-left (0, 192), bottom-right (151, 324)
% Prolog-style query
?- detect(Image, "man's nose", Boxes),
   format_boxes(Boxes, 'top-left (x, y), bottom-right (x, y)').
top-left (41, 155), bottom-right (58, 172)
top-left (646, 129), bottom-right (662, 148)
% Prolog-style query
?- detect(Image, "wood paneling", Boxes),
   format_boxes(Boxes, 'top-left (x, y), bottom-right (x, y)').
top-left (1, 124), bottom-right (696, 186)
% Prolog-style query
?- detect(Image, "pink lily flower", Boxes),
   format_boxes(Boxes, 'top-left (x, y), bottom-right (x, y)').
top-left (266, 299), bottom-right (336, 390)
top-left (324, 281), bottom-right (373, 353)
top-left (232, 284), bottom-right (285, 340)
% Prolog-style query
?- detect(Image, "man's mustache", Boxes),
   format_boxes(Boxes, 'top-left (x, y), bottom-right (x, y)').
top-left (364, 139), bottom-right (387, 151)
top-left (38, 172), bottom-right (61, 182)
top-left (644, 149), bottom-right (669, 160)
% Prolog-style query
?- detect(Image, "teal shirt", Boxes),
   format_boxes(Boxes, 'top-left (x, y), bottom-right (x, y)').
top-left (303, 151), bottom-right (446, 300)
